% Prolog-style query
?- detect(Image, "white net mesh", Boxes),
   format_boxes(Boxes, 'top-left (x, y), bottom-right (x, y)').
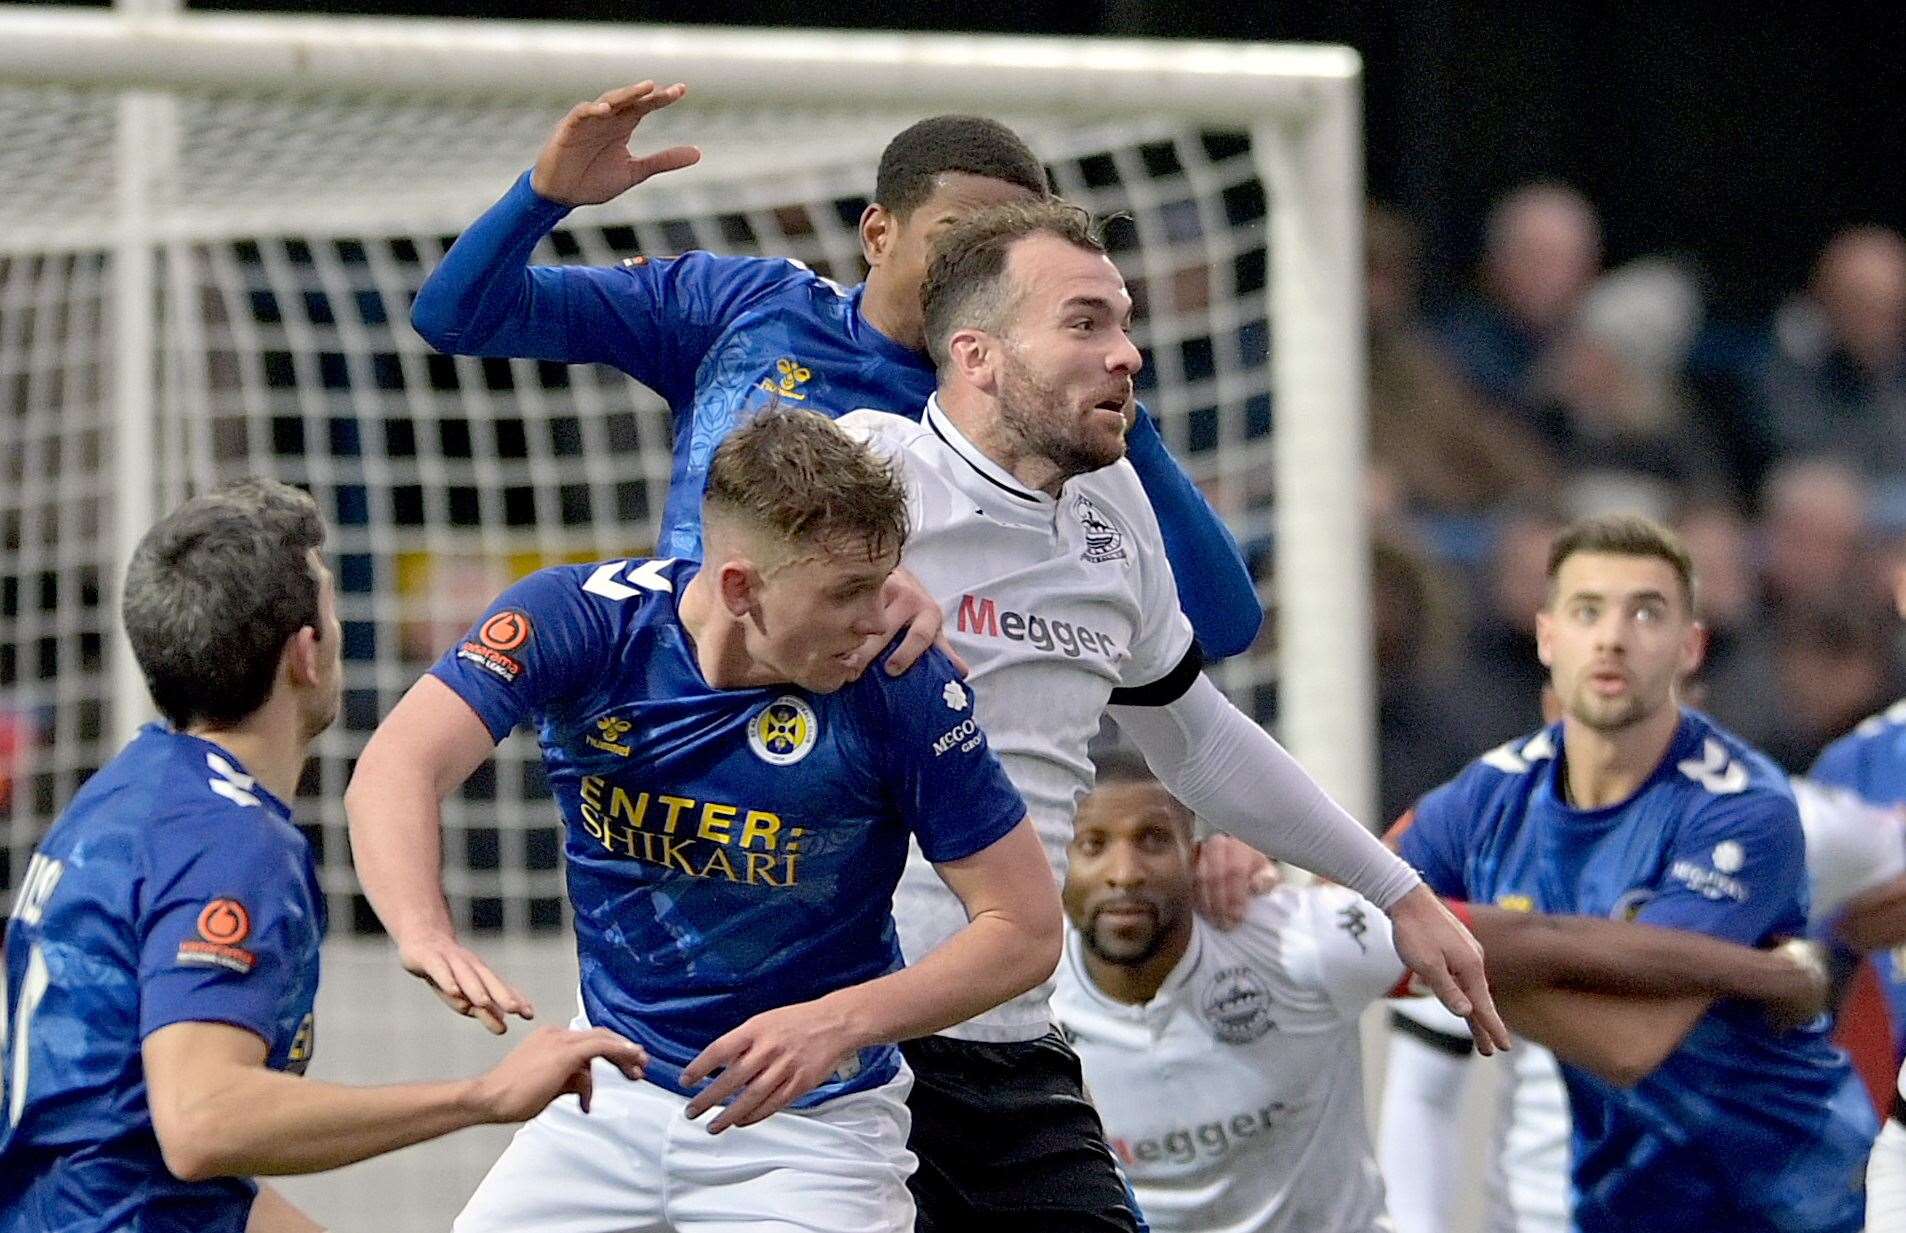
top-left (0, 77), bottom-right (1290, 1227)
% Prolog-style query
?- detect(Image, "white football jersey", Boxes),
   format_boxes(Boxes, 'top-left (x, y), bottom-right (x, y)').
top-left (840, 400), bottom-right (1196, 1040)
top-left (1053, 886), bottom-right (1403, 1233)
top-left (1794, 776), bottom-right (1906, 922)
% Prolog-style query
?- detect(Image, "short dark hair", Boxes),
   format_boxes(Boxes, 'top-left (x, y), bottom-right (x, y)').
top-left (122, 477), bottom-right (326, 729)
top-left (874, 115), bottom-right (1050, 218)
top-left (1090, 748), bottom-right (1195, 838)
top-left (921, 199), bottom-right (1106, 370)
top-left (704, 406), bottom-right (910, 564)
top-left (1545, 513), bottom-right (1697, 613)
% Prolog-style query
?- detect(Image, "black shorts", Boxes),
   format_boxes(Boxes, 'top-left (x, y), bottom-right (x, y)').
top-left (899, 1030), bottom-right (1142, 1233)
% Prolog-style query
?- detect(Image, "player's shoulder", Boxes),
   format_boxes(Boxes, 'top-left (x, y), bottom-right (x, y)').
top-left (522, 557), bottom-right (690, 618)
top-left (620, 250), bottom-right (815, 291)
top-left (842, 643), bottom-right (971, 728)
top-left (837, 407), bottom-right (932, 452)
top-left (99, 732), bottom-right (313, 877)
top-left (1813, 697), bottom-right (1906, 791)
top-left (1672, 711), bottom-right (1794, 811)
top-left (1068, 457), bottom-right (1159, 538)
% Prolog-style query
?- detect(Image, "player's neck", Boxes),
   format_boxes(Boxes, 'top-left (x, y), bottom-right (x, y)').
top-left (938, 386), bottom-right (1069, 498)
top-left (186, 701), bottom-right (311, 805)
top-left (1558, 704), bottom-right (1682, 810)
top-left (858, 274), bottom-right (926, 353)
top-left (1085, 922), bottom-right (1193, 1006)
top-left (677, 571), bottom-right (784, 690)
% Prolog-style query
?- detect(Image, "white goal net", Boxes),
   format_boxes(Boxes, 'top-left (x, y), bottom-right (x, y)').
top-left (0, 11), bottom-right (1369, 1227)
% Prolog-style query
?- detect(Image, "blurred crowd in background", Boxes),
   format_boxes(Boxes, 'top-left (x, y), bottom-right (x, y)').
top-left (1271, 188), bottom-right (1906, 823)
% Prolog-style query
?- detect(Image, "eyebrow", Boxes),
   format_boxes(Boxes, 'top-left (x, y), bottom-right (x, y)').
top-left (1059, 294), bottom-right (1134, 323)
top-left (1563, 589), bottom-right (1671, 606)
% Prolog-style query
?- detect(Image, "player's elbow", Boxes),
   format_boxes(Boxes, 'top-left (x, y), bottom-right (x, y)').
top-left (409, 279), bottom-right (467, 354)
top-left (152, 1109), bottom-right (240, 1183)
top-left (1012, 893), bottom-right (1066, 995)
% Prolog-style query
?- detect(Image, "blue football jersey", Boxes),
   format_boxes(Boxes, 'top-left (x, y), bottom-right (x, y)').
top-left (428, 557), bottom-right (1027, 1104)
top-left (1399, 710), bottom-right (1876, 1233)
top-left (1812, 699), bottom-right (1906, 1061)
top-left (0, 726), bottom-right (323, 1233)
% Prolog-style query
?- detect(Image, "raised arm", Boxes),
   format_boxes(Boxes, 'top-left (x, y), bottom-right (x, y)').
top-left (1114, 674), bottom-right (1509, 1053)
top-left (409, 82), bottom-right (699, 363)
top-left (144, 1019), bottom-right (644, 1181)
top-left (344, 674), bottom-right (531, 1032)
top-left (1123, 408), bottom-right (1263, 658)
top-left (679, 818), bottom-right (1062, 1132)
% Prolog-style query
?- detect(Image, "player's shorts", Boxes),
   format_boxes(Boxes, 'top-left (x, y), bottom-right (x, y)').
top-left (899, 1030), bottom-right (1143, 1233)
top-left (455, 1029), bottom-right (916, 1233)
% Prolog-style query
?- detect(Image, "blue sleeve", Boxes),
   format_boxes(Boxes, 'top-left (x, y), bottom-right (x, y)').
top-left (1634, 791), bottom-right (1808, 945)
top-left (1807, 736), bottom-right (1862, 794)
top-left (138, 821), bottom-right (314, 1043)
top-left (865, 646), bottom-right (1028, 863)
top-left (1393, 779), bottom-right (1473, 900)
top-left (411, 170), bottom-right (803, 406)
top-left (427, 565), bottom-right (618, 743)
top-left (1123, 406), bottom-right (1262, 659)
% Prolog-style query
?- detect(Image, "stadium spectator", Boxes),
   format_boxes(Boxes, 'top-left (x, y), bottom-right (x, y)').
top-left (1536, 257), bottom-right (1728, 513)
top-left (1759, 457), bottom-right (1875, 619)
top-left (1365, 203), bottom-right (1556, 521)
top-left (0, 479), bottom-right (646, 1233)
top-left (1436, 182), bottom-right (1602, 437)
top-left (1763, 226), bottom-right (1906, 477)
top-left (1448, 504), bottom-right (1565, 744)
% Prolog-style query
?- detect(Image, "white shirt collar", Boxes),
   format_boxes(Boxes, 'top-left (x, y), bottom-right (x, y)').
top-left (923, 394), bottom-right (1056, 515)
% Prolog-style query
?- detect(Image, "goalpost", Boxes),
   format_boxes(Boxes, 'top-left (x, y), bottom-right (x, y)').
top-left (0, 9), bottom-right (1370, 1225)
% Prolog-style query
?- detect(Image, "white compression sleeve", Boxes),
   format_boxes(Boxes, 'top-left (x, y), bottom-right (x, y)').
top-left (1112, 675), bottom-right (1422, 910)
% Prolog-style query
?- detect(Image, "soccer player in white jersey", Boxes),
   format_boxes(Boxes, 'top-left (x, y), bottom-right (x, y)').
top-left (1053, 752), bottom-right (1837, 1233)
top-left (830, 196), bottom-right (1512, 1232)
top-left (1380, 769), bottom-right (1906, 1233)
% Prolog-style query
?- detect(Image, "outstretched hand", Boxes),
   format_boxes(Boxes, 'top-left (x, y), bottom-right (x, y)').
top-left (1389, 886), bottom-right (1512, 1055)
top-left (531, 81), bottom-right (702, 207)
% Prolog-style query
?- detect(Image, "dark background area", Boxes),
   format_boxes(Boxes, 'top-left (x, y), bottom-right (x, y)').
top-left (16, 0), bottom-right (1906, 316)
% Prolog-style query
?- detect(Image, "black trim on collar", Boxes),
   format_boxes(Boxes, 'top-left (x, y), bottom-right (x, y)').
top-left (1108, 641), bottom-right (1204, 707)
top-left (926, 410), bottom-right (1046, 504)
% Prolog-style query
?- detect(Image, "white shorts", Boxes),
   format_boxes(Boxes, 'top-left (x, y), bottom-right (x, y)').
top-left (455, 1040), bottom-right (917, 1233)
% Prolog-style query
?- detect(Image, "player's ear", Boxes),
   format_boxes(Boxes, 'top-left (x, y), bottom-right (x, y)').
top-left (947, 327), bottom-right (998, 394)
top-left (716, 560), bottom-right (762, 620)
top-left (1533, 609), bottom-right (1554, 667)
top-left (859, 202), bottom-right (896, 268)
top-left (283, 625), bottom-right (323, 688)
top-left (1681, 618), bottom-right (1708, 677)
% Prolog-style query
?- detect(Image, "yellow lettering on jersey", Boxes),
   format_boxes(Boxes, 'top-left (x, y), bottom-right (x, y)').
top-left (657, 795), bottom-right (694, 835)
top-left (698, 801), bottom-right (737, 844)
top-left (1497, 894), bottom-right (1534, 912)
top-left (610, 785), bottom-right (650, 828)
top-left (580, 776), bottom-right (604, 810)
top-left (660, 836), bottom-right (698, 876)
top-left (744, 851), bottom-right (784, 886)
top-left (700, 846), bottom-right (739, 881)
top-left (739, 810), bottom-right (782, 850)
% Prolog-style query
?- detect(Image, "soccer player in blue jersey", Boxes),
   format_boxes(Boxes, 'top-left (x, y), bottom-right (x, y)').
top-left (1393, 514), bottom-right (1878, 1233)
top-left (0, 479), bottom-right (646, 1233)
top-left (408, 81), bottom-right (1261, 660)
top-left (347, 408), bottom-right (1062, 1231)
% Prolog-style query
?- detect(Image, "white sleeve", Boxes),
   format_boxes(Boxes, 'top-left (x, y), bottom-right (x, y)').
top-left (1379, 1029), bottom-right (1473, 1233)
top-left (1280, 885), bottom-right (1407, 1020)
top-left (1104, 467), bottom-right (1195, 691)
top-left (1795, 777), bottom-right (1906, 922)
top-left (1112, 675), bottom-right (1423, 910)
